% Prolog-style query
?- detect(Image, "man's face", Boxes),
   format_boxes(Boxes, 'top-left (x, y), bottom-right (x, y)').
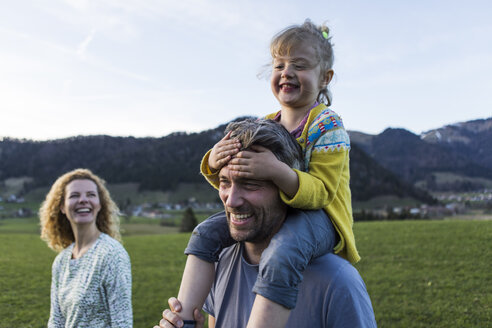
top-left (218, 165), bottom-right (287, 243)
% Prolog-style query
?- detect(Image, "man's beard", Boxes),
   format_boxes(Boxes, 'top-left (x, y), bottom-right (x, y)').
top-left (227, 202), bottom-right (286, 244)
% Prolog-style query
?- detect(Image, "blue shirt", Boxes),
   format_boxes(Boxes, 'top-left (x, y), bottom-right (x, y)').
top-left (204, 242), bottom-right (377, 328)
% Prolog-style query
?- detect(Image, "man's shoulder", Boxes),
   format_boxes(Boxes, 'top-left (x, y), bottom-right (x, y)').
top-left (294, 253), bottom-right (377, 328)
top-left (305, 252), bottom-right (361, 286)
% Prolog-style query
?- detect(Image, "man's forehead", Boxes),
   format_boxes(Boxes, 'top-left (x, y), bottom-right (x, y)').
top-left (219, 166), bottom-right (275, 186)
top-left (219, 165), bottom-right (243, 181)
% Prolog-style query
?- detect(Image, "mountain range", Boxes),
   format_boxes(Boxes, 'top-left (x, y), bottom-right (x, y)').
top-left (350, 117), bottom-right (492, 191)
top-left (1, 116), bottom-right (491, 203)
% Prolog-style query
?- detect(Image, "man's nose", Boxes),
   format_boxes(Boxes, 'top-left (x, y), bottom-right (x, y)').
top-left (225, 184), bottom-right (243, 208)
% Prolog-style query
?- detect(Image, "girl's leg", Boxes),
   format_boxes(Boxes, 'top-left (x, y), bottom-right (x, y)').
top-left (247, 295), bottom-right (290, 328)
top-left (177, 255), bottom-right (215, 320)
top-left (247, 209), bottom-right (337, 328)
top-left (178, 211), bottom-right (235, 322)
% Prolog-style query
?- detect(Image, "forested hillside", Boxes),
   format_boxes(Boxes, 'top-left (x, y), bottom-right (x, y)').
top-left (0, 120), bottom-right (433, 203)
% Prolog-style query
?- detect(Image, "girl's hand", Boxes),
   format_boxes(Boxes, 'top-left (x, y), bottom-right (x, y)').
top-left (227, 145), bottom-right (281, 181)
top-left (228, 145), bottom-right (299, 198)
top-left (209, 131), bottom-right (242, 172)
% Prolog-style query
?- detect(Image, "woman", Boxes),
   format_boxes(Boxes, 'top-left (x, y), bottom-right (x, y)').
top-left (40, 168), bottom-right (133, 327)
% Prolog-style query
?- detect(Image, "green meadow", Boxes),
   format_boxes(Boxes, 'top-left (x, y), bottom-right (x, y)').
top-left (0, 217), bottom-right (491, 328)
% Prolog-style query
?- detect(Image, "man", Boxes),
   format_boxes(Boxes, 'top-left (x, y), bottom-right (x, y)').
top-left (155, 119), bottom-right (377, 328)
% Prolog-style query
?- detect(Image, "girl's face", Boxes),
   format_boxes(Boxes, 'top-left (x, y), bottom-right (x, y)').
top-left (271, 43), bottom-right (331, 112)
top-left (61, 179), bottom-right (101, 226)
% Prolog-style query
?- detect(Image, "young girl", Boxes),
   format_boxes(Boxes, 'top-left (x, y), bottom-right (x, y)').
top-left (177, 19), bottom-right (360, 328)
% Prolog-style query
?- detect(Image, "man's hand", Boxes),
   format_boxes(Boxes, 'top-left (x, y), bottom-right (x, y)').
top-left (153, 297), bottom-right (205, 328)
top-left (209, 131), bottom-right (242, 172)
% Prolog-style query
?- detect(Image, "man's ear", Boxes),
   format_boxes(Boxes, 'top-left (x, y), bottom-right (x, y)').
top-left (323, 69), bottom-right (334, 86)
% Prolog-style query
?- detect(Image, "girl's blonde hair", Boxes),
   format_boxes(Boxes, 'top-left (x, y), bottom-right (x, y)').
top-left (40, 168), bottom-right (121, 252)
top-left (270, 19), bottom-right (335, 106)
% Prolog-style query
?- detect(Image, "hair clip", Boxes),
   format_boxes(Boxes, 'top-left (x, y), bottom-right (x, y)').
top-left (322, 31), bottom-right (329, 39)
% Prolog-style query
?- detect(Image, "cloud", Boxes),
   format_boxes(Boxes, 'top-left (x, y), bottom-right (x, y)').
top-left (52, 0), bottom-right (277, 40)
top-left (76, 28), bottom-right (96, 59)
top-left (62, 79), bottom-right (73, 94)
top-left (62, 0), bottom-right (91, 11)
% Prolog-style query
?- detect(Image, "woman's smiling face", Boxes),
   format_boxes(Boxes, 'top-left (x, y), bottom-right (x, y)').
top-left (61, 179), bottom-right (101, 226)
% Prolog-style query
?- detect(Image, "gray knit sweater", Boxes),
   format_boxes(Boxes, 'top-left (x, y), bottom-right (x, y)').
top-left (48, 233), bottom-right (132, 327)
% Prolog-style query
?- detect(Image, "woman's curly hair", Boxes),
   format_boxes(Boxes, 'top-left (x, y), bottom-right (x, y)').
top-left (39, 168), bottom-right (121, 252)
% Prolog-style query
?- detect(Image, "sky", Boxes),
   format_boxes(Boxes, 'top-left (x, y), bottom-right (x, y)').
top-left (1, 0), bottom-right (491, 140)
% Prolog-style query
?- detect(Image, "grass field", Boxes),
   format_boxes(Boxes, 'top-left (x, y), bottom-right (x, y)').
top-left (2, 181), bottom-right (219, 210)
top-left (1, 217), bottom-right (491, 327)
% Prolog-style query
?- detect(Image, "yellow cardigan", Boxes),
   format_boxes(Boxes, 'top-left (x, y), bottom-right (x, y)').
top-left (200, 104), bottom-right (360, 264)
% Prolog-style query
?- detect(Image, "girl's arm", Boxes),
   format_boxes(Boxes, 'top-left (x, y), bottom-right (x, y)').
top-left (227, 145), bottom-right (299, 198)
top-left (281, 110), bottom-right (351, 209)
top-left (280, 147), bottom-right (348, 209)
top-left (201, 149), bottom-right (220, 188)
top-left (287, 126), bottom-right (359, 264)
top-left (201, 133), bottom-right (241, 188)
top-left (227, 143), bottom-right (348, 209)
